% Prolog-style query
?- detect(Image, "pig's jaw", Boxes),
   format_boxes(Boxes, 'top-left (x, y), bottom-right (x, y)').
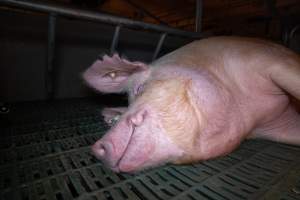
top-left (109, 124), bottom-right (155, 172)
top-left (115, 114), bottom-right (184, 173)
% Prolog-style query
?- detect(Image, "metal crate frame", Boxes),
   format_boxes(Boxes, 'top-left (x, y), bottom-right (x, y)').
top-left (0, 0), bottom-right (203, 99)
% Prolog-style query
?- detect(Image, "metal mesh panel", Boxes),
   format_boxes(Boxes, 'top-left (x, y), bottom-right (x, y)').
top-left (1, 99), bottom-right (300, 200)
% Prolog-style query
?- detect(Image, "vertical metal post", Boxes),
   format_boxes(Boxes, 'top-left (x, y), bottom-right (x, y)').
top-left (46, 13), bottom-right (56, 99)
top-left (195, 0), bottom-right (202, 33)
top-left (287, 24), bottom-right (300, 47)
top-left (110, 25), bottom-right (121, 54)
top-left (152, 33), bottom-right (167, 61)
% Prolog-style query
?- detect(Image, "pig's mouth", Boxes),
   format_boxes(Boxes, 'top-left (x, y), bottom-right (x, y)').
top-left (109, 128), bottom-right (135, 172)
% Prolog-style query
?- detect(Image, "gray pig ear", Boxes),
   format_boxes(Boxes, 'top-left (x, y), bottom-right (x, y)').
top-left (83, 53), bottom-right (148, 93)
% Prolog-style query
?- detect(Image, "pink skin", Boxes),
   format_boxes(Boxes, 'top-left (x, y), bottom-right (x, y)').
top-left (92, 106), bottom-right (183, 172)
top-left (84, 36), bottom-right (300, 172)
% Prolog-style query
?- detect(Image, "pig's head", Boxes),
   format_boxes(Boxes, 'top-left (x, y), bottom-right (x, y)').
top-left (83, 54), bottom-right (202, 172)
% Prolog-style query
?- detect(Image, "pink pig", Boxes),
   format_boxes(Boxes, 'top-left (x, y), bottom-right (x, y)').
top-left (83, 36), bottom-right (300, 172)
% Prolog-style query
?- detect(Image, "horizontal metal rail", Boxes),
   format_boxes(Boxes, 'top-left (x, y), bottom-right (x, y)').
top-left (0, 0), bottom-right (202, 39)
top-left (195, 0), bottom-right (202, 32)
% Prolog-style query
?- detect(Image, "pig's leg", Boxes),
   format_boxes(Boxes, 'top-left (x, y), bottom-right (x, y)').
top-left (102, 107), bottom-right (127, 126)
top-left (251, 105), bottom-right (300, 145)
top-left (261, 60), bottom-right (300, 144)
top-left (270, 61), bottom-right (300, 101)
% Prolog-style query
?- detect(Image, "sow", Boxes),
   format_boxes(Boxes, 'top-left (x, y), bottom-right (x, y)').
top-left (83, 36), bottom-right (300, 172)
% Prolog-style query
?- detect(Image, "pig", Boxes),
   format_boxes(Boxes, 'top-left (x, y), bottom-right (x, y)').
top-left (83, 36), bottom-right (300, 173)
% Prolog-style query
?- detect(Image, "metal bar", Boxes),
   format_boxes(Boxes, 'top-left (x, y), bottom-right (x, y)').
top-left (46, 13), bottom-right (56, 99)
top-left (195, 0), bottom-right (202, 32)
top-left (289, 24), bottom-right (300, 40)
top-left (286, 24), bottom-right (300, 47)
top-left (0, 0), bottom-right (201, 39)
top-left (110, 25), bottom-right (121, 54)
top-left (282, 26), bottom-right (289, 46)
top-left (152, 33), bottom-right (167, 61)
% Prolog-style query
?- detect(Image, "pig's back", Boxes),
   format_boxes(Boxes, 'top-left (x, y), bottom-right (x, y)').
top-left (153, 36), bottom-right (296, 71)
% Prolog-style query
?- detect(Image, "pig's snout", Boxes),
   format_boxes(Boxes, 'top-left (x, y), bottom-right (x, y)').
top-left (92, 140), bottom-right (116, 165)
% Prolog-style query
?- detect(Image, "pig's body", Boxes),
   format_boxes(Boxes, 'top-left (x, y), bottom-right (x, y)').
top-left (150, 37), bottom-right (300, 155)
top-left (83, 36), bottom-right (300, 172)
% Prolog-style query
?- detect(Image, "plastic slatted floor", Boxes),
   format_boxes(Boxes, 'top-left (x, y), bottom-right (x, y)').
top-left (0, 99), bottom-right (300, 200)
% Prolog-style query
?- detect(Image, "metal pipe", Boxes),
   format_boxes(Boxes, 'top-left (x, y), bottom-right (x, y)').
top-left (289, 24), bottom-right (300, 40)
top-left (110, 25), bottom-right (121, 54)
top-left (46, 13), bottom-right (56, 99)
top-left (285, 24), bottom-right (300, 47)
top-left (0, 0), bottom-right (201, 38)
top-left (282, 26), bottom-right (289, 46)
top-left (195, 0), bottom-right (202, 32)
top-left (152, 33), bottom-right (167, 61)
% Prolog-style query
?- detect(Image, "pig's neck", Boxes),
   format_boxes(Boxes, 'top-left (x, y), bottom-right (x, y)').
top-left (151, 65), bottom-right (250, 160)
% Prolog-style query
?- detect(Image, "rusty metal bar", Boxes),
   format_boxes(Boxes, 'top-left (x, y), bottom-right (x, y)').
top-left (0, 0), bottom-right (202, 38)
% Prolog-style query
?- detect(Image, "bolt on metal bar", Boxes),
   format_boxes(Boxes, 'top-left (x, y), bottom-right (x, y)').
top-left (110, 25), bottom-right (121, 54)
top-left (195, 0), bottom-right (202, 33)
top-left (152, 33), bottom-right (167, 61)
top-left (46, 13), bottom-right (56, 99)
top-left (0, 0), bottom-right (202, 39)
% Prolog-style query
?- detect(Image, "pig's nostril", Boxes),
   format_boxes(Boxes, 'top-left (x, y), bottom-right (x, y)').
top-left (93, 141), bottom-right (114, 159)
top-left (93, 142), bottom-right (107, 157)
top-left (98, 146), bottom-right (105, 156)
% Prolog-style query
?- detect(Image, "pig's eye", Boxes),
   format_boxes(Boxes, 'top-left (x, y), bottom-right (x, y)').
top-left (103, 71), bottom-right (128, 79)
top-left (103, 71), bottom-right (118, 79)
top-left (107, 72), bottom-right (116, 79)
top-left (135, 84), bottom-right (145, 96)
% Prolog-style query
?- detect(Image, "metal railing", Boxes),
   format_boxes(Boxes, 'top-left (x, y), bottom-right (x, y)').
top-left (0, 0), bottom-right (203, 99)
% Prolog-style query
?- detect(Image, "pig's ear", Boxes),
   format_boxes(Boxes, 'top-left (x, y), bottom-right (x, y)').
top-left (83, 54), bottom-right (148, 93)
